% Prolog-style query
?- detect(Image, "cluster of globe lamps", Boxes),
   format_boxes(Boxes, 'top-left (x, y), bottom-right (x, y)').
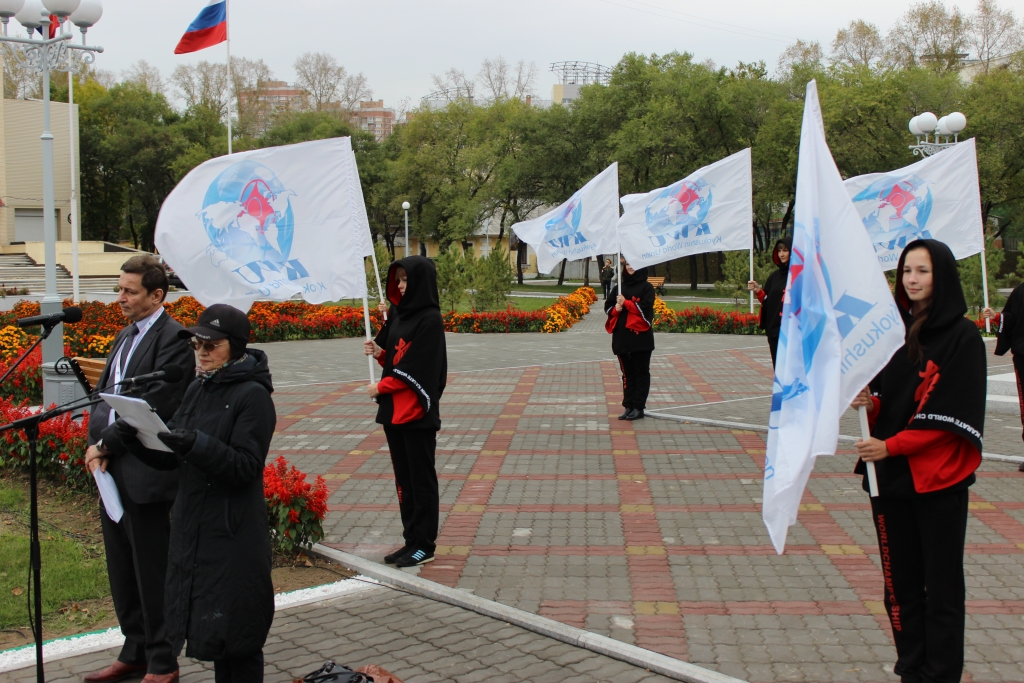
top-left (0, 0), bottom-right (101, 35)
top-left (909, 111), bottom-right (967, 142)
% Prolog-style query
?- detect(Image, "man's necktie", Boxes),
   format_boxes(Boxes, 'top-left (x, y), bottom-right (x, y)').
top-left (114, 323), bottom-right (139, 394)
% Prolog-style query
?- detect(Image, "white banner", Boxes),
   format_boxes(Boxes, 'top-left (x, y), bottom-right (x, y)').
top-left (844, 139), bottom-right (983, 269)
top-left (764, 81), bottom-right (905, 554)
top-left (617, 149), bottom-right (752, 268)
top-left (512, 163), bottom-right (620, 274)
top-left (155, 138), bottom-right (368, 311)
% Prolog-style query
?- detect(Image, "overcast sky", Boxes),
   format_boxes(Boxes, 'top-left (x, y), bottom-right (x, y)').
top-left (83, 0), bottom-right (948, 107)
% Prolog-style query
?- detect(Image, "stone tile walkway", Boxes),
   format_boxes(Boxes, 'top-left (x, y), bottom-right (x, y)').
top-left (23, 584), bottom-right (677, 683)
top-left (257, 327), bottom-right (1024, 683)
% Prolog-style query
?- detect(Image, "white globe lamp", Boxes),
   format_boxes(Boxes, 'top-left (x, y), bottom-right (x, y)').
top-left (41, 0), bottom-right (79, 17)
top-left (0, 0), bottom-right (25, 18)
top-left (69, 0), bottom-right (99, 27)
top-left (936, 116), bottom-right (951, 136)
top-left (908, 116), bottom-right (922, 135)
top-left (917, 111), bottom-right (938, 133)
top-left (14, 0), bottom-right (43, 30)
top-left (946, 112), bottom-right (967, 134)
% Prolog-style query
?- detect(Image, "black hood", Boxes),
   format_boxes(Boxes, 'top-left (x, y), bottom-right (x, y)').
top-left (387, 256), bottom-right (440, 315)
top-left (773, 237), bottom-right (792, 270)
top-left (894, 239), bottom-right (967, 340)
top-left (210, 347), bottom-right (273, 394)
top-left (621, 265), bottom-right (649, 286)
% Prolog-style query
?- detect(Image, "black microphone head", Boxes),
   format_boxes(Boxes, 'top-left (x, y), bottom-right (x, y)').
top-left (162, 364), bottom-right (185, 382)
top-left (62, 307), bottom-right (83, 324)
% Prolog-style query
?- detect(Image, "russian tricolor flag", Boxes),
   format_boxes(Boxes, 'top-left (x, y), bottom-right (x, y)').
top-left (174, 0), bottom-right (227, 55)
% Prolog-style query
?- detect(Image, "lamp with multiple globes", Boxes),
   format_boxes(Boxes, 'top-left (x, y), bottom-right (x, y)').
top-left (908, 110), bottom-right (968, 157)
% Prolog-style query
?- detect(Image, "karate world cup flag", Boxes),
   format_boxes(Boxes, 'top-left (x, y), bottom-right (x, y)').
top-left (617, 149), bottom-right (752, 269)
top-left (764, 81), bottom-right (905, 553)
top-left (155, 138), bottom-right (369, 311)
top-left (512, 163), bottom-right (619, 275)
top-left (845, 139), bottom-right (983, 270)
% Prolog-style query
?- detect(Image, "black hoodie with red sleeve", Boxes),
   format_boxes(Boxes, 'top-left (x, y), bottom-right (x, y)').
top-left (757, 237), bottom-right (792, 338)
top-left (605, 267), bottom-right (655, 354)
top-left (995, 283), bottom-right (1024, 357)
top-left (856, 239), bottom-right (986, 498)
top-left (372, 256), bottom-right (448, 431)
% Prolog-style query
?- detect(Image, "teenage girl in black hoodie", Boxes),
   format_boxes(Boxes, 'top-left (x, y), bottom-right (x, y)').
top-left (605, 257), bottom-right (655, 420)
top-left (748, 237), bottom-right (791, 367)
top-left (851, 239), bottom-right (986, 683)
top-left (364, 256), bottom-right (448, 568)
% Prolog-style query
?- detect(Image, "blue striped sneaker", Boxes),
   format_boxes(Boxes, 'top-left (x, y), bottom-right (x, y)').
top-left (395, 547), bottom-right (434, 568)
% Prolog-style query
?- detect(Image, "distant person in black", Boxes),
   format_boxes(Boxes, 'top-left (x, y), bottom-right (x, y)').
top-left (605, 258), bottom-right (655, 421)
top-left (365, 256), bottom-right (448, 568)
top-left (984, 291), bottom-right (1024, 472)
top-left (851, 240), bottom-right (985, 683)
top-left (748, 236), bottom-right (791, 367)
top-left (600, 259), bottom-right (615, 298)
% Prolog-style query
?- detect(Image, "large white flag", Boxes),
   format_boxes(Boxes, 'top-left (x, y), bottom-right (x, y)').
top-left (512, 163), bottom-right (619, 274)
top-left (155, 138), bottom-right (368, 311)
top-left (764, 81), bottom-right (906, 553)
top-left (844, 139), bottom-right (983, 269)
top-left (617, 149), bottom-right (752, 269)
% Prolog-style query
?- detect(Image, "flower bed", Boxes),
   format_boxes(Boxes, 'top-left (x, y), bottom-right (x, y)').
top-left (443, 287), bottom-right (598, 334)
top-left (652, 300), bottom-right (764, 335)
top-left (263, 456), bottom-right (329, 555)
top-left (0, 397), bottom-right (91, 490)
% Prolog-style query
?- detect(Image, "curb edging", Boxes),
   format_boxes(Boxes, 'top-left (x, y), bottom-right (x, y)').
top-left (311, 544), bottom-right (746, 683)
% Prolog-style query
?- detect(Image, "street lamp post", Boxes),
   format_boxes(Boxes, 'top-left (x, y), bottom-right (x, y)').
top-left (402, 201), bottom-right (410, 257)
top-left (0, 0), bottom-right (102, 408)
top-left (907, 111), bottom-right (989, 330)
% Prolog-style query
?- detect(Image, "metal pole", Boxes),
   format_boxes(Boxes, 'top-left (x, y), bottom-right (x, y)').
top-left (69, 68), bottom-right (78, 303)
top-left (404, 208), bottom-right (409, 258)
top-left (225, 0), bottom-right (233, 155)
top-left (27, 427), bottom-right (44, 683)
top-left (362, 289), bottom-right (375, 383)
top-left (749, 241), bottom-right (754, 314)
top-left (980, 247), bottom-right (991, 334)
top-left (39, 20), bottom-right (64, 405)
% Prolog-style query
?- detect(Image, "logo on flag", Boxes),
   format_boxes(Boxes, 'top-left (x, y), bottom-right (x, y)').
top-left (852, 175), bottom-right (933, 252)
top-left (544, 196), bottom-right (584, 245)
top-left (644, 178), bottom-right (712, 240)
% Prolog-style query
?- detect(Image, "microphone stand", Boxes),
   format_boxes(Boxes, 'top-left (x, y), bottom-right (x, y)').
top-left (0, 392), bottom-right (105, 683)
top-left (0, 322), bottom-right (57, 389)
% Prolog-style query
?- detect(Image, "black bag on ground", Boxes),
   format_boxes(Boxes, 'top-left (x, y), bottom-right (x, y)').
top-left (298, 661), bottom-right (374, 683)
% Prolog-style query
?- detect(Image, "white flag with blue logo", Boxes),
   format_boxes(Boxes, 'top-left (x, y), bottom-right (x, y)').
top-left (844, 139), bottom-right (983, 270)
top-left (617, 149), bottom-right (752, 269)
top-left (511, 163), bottom-right (620, 275)
top-left (764, 81), bottom-right (906, 554)
top-left (155, 137), bottom-right (369, 311)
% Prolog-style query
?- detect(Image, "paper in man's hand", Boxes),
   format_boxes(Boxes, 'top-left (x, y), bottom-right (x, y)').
top-left (100, 393), bottom-right (173, 452)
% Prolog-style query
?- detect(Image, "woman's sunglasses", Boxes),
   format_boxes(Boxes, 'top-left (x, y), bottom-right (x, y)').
top-left (188, 338), bottom-right (228, 353)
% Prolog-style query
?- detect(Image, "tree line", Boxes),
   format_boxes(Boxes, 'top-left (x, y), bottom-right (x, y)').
top-left (3, 0), bottom-right (1020, 271)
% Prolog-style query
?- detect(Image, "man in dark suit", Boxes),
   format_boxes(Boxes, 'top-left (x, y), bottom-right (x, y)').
top-left (83, 255), bottom-right (193, 683)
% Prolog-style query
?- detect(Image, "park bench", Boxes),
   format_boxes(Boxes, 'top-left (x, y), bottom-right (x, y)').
top-left (72, 357), bottom-right (106, 393)
top-left (647, 276), bottom-right (666, 295)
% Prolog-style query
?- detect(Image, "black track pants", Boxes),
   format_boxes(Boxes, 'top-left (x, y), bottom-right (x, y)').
top-left (767, 334), bottom-right (779, 368)
top-left (1014, 354), bottom-right (1024, 444)
top-left (871, 489), bottom-right (969, 683)
top-left (617, 350), bottom-right (652, 411)
top-left (384, 426), bottom-right (439, 552)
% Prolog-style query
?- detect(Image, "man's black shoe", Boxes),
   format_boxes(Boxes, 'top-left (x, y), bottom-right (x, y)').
top-left (624, 409), bottom-right (644, 421)
top-left (617, 410), bottom-right (632, 420)
top-left (395, 547), bottom-right (434, 568)
top-left (384, 544), bottom-right (412, 564)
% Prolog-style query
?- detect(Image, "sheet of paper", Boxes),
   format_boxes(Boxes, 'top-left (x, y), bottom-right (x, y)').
top-left (99, 393), bottom-right (173, 452)
top-left (93, 469), bottom-right (123, 523)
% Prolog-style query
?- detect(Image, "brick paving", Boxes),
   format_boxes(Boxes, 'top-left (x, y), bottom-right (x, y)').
top-left (253, 323), bottom-right (1024, 682)
top-left (24, 585), bottom-right (677, 683)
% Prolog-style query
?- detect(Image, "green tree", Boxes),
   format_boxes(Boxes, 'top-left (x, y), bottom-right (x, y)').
top-left (434, 247), bottom-right (468, 311)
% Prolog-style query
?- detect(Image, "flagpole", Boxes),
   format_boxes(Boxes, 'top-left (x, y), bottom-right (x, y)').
top-left (980, 248), bottom-right (991, 334)
top-left (616, 248), bottom-right (621, 295)
top-left (224, 0), bottom-right (233, 155)
top-left (749, 241), bottom-right (754, 315)
top-left (362, 289), bottom-right (376, 383)
top-left (858, 407), bottom-right (879, 497)
top-left (369, 245), bottom-right (387, 321)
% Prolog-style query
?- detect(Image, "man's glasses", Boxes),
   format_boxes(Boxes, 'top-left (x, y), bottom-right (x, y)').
top-left (188, 339), bottom-right (228, 353)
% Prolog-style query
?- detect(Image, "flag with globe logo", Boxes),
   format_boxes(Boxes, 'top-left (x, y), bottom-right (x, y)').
top-left (511, 163), bottom-right (619, 275)
top-left (155, 138), bottom-right (371, 311)
top-left (617, 149), bottom-right (751, 269)
top-left (844, 139), bottom-right (983, 270)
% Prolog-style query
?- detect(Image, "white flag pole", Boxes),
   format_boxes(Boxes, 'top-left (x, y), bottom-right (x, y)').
top-left (362, 287), bottom-right (376, 383)
top-left (980, 247), bottom-right (991, 334)
top-left (749, 240), bottom-right (755, 314)
top-left (224, 0), bottom-right (233, 155)
top-left (369, 244), bottom-right (387, 321)
top-left (616, 248), bottom-right (621, 294)
top-left (858, 406), bottom-right (879, 497)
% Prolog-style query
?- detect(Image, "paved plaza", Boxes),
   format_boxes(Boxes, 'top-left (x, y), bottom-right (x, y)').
top-left (254, 311), bottom-right (1024, 683)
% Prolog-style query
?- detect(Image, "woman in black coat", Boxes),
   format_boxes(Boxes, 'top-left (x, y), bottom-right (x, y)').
top-left (851, 240), bottom-right (985, 683)
top-left (115, 304), bottom-right (276, 683)
top-left (748, 236), bottom-right (791, 367)
top-left (605, 257), bottom-right (655, 420)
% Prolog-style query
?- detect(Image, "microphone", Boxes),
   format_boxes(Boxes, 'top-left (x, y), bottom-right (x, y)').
top-left (17, 306), bottom-right (83, 328)
top-left (121, 364), bottom-right (186, 387)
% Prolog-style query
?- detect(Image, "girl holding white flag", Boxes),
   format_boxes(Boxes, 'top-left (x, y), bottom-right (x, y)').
top-left (850, 239), bottom-right (985, 683)
top-left (747, 237), bottom-right (791, 367)
top-left (605, 257), bottom-right (655, 420)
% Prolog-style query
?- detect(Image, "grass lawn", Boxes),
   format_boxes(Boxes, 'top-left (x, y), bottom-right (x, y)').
top-left (663, 300), bottom-right (760, 313)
